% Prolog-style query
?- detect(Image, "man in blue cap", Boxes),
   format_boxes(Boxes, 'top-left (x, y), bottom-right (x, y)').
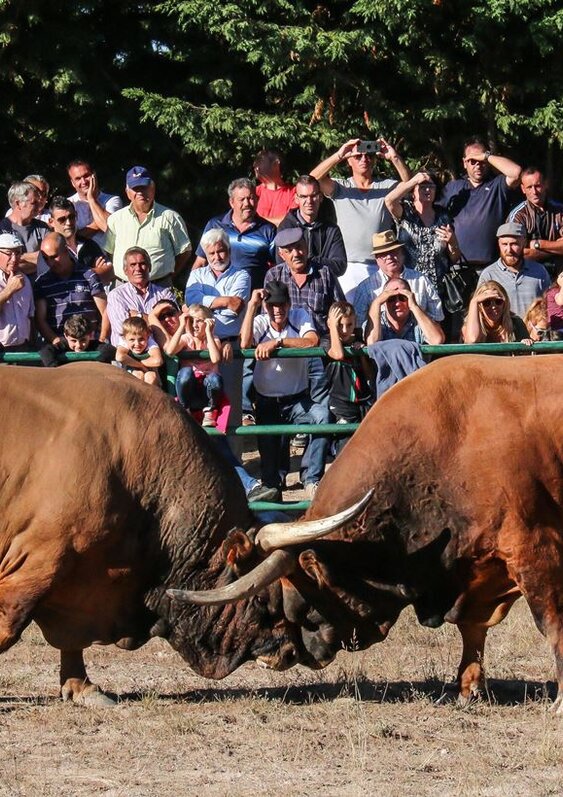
top-left (104, 166), bottom-right (192, 286)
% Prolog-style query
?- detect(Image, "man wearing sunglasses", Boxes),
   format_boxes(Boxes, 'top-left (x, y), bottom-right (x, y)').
top-left (310, 137), bottom-right (410, 301)
top-left (0, 232), bottom-right (34, 352)
top-left (440, 136), bottom-right (521, 272)
top-left (366, 277), bottom-right (444, 345)
top-left (477, 222), bottom-right (550, 319)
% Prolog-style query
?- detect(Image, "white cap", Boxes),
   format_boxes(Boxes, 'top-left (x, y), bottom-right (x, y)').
top-left (0, 232), bottom-right (24, 250)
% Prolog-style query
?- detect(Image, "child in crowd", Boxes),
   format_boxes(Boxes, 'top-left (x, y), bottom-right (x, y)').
top-left (524, 297), bottom-right (551, 341)
top-left (164, 303), bottom-right (224, 427)
top-left (39, 314), bottom-right (115, 367)
top-left (116, 315), bottom-right (163, 385)
top-left (325, 301), bottom-right (374, 453)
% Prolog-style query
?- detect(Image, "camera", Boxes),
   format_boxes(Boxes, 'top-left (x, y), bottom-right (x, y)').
top-left (356, 140), bottom-right (381, 154)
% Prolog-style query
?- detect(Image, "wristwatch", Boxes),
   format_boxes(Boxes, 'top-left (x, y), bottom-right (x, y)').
top-left (483, 151), bottom-right (491, 161)
top-left (533, 240), bottom-right (541, 250)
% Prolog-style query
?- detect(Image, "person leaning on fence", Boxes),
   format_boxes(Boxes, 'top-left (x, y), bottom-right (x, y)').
top-left (164, 303), bottom-right (224, 428)
top-left (366, 277), bottom-right (445, 345)
top-left (0, 232), bottom-right (35, 353)
top-left (240, 280), bottom-right (330, 501)
top-left (39, 314), bottom-right (115, 367)
top-left (546, 267), bottom-right (563, 340)
top-left (461, 280), bottom-right (531, 345)
top-left (523, 297), bottom-right (551, 342)
top-left (116, 315), bottom-right (163, 385)
top-left (325, 301), bottom-right (374, 454)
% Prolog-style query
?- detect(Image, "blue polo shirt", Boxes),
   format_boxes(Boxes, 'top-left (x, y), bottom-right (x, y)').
top-left (440, 174), bottom-right (513, 264)
top-left (196, 211), bottom-right (276, 273)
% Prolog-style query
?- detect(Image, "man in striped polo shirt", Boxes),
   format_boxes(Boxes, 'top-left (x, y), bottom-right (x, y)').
top-left (35, 232), bottom-right (109, 345)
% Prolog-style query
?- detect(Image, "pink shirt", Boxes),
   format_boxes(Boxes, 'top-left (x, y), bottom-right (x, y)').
top-left (546, 285), bottom-right (563, 331)
top-left (178, 331), bottom-right (220, 377)
top-left (0, 271), bottom-right (34, 347)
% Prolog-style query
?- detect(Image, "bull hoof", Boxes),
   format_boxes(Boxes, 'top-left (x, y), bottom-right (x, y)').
top-left (61, 679), bottom-right (116, 708)
top-left (457, 684), bottom-right (483, 708)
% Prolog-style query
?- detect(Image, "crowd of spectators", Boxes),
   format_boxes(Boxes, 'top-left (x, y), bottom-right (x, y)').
top-left (0, 140), bottom-right (561, 498)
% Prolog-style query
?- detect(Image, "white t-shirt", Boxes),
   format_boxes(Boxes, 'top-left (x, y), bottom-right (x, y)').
top-left (68, 190), bottom-right (123, 249)
top-left (252, 308), bottom-right (315, 397)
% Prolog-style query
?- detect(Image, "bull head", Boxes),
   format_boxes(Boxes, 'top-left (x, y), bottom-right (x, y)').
top-left (167, 490), bottom-right (374, 606)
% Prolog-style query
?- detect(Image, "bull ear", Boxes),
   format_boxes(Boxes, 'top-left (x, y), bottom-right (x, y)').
top-left (299, 549), bottom-right (330, 589)
top-left (223, 530), bottom-right (254, 571)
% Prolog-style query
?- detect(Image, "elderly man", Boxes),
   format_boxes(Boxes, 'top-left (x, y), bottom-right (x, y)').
top-left (106, 246), bottom-right (176, 345)
top-left (353, 230), bottom-right (444, 330)
top-left (240, 281), bottom-right (330, 501)
top-left (266, 227), bottom-right (344, 345)
top-left (193, 178), bottom-right (276, 290)
top-left (0, 233), bottom-right (34, 352)
top-left (67, 159), bottom-right (122, 249)
top-left (366, 277), bottom-right (445, 345)
top-left (508, 167), bottom-right (563, 277)
top-left (46, 197), bottom-right (113, 285)
top-left (440, 136), bottom-right (521, 272)
top-left (35, 232), bottom-right (109, 344)
top-left (185, 228), bottom-right (250, 436)
top-left (276, 174), bottom-right (347, 277)
top-left (104, 166), bottom-right (192, 285)
top-left (311, 136), bottom-right (410, 300)
top-left (477, 222), bottom-right (550, 319)
top-left (0, 181), bottom-right (49, 274)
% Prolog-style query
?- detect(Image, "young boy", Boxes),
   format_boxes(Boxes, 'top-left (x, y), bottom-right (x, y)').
top-left (39, 314), bottom-right (115, 367)
top-left (165, 303), bottom-right (224, 427)
top-left (116, 315), bottom-right (163, 386)
top-left (325, 301), bottom-right (374, 452)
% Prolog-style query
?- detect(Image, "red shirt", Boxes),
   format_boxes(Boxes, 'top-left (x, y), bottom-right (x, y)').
top-left (256, 183), bottom-right (297, 222)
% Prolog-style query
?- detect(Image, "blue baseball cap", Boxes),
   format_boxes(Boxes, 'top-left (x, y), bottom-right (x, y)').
top-left (126, 166), bottom-right (153, 189)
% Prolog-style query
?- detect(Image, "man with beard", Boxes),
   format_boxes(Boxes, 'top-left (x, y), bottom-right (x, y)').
top-left (104, 166), bottom-right (192, 285)
top-left (185, 228), bottom-right (251, 435)
top-left (477, 222), bottom-right (550, 319)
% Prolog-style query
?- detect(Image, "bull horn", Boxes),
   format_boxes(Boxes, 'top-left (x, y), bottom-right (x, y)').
top-left (255, 488), bottom-right (374, 553)
top-left (167, 549), bottom-right (295, 606)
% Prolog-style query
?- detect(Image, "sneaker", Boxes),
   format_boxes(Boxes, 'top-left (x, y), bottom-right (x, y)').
top-left (247, 483), bottom-right (281, 503)
top-left (304, 482), bottom-right (319, 500)
top-left (202, 408), bottom-right (218, 428)
top-left (242, 413), bottom-right (256, 427)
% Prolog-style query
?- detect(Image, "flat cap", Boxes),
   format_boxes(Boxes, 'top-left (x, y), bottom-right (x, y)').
top-left (274, 227), bottom-right (304, 249)
top-left (496, 222), bottom-right (526, 238)
top-left (0, 232), bottom-right (24, 249)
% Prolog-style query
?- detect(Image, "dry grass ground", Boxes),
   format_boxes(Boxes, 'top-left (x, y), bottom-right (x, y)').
top-left (1, 601), bottom-right (562, 797)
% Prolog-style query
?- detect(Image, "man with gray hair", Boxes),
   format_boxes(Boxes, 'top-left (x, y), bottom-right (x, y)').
top-left (106, 246), bottom-right (176, 345)
top-left (0, 181), bottom-right (49, 275)
top-left (0, 232), bottom-right (34, 351)
top-left (192, 177), bottom-right (276, 290)
top-left (186, 228), bottom-right (251, 439)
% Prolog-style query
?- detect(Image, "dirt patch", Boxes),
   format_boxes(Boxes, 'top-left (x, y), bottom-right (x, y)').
top-left (1, 601), bottom-right (561, 797)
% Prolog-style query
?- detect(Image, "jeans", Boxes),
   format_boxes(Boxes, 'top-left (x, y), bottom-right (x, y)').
top-left (176, 367), bottom-right (223, 410)
top-left (212, 436), bottom-right (258, 495)
top-left (255, 392), bottom-right (330, 488)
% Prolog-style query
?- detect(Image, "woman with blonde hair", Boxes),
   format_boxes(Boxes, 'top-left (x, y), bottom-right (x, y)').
top-left (524, 297), bottom-right (551, 341)
top-left (462, 280), bottom-right (530, 343)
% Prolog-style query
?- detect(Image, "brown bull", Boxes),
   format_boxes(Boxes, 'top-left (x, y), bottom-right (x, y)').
top-left (180, 354), bottom-right (563, 711)
top-left (0, 363), bottom-right (367, 705)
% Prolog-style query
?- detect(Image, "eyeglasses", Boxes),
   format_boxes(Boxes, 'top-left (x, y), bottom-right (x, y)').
top-left (0, 249), bottom-right (20, 258)
top-left (482, 298), bottom-right (504, 309)
top-left (387, 294), bottom-right (408, 303)
top-left (352, 153), bottom-right (373, 161)
top-left (296, 192), bottom-right (320, 200)
top-left (53, 213), bottom-right (76, 224)
top-left (419, 182), bottom-right (436, 189)
top-left (531, 324), bottom-right (550, 339)
top-left (159, 310), bottom-right (177, 321)
top-left (377, 251), bottom-right (402, 261)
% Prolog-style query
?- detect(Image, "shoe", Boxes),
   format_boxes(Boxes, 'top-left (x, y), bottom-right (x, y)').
top-left (304, 482), bottom-right (319, 500)
top-left (247, 483), bottom-right (281, 503)
top-left (202, 408), bottom-right (218, 428)
top-left (242, 413), bottom-right (256, 426)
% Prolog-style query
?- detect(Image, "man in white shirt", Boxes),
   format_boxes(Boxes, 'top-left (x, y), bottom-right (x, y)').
top-left (240, 280), bottom-right (330, 500)
top-left (67, 159), bottom-right (122, 250)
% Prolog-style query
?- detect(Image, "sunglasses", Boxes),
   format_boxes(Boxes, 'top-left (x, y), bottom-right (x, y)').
top-left (53, 213), bottom-right (76, 224)
top-left (482, 298), bottom-right (504, 309)
top-left (387, 294), bottom-right (408, 303)
top-left (352, 153), bottom-right (373, 160)
top-left (159, 310), bottom-right (177, 320)
top-left (531, 324), bottom-right (550, 339)
top-left (465, 158), bottom-right (483, 166)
